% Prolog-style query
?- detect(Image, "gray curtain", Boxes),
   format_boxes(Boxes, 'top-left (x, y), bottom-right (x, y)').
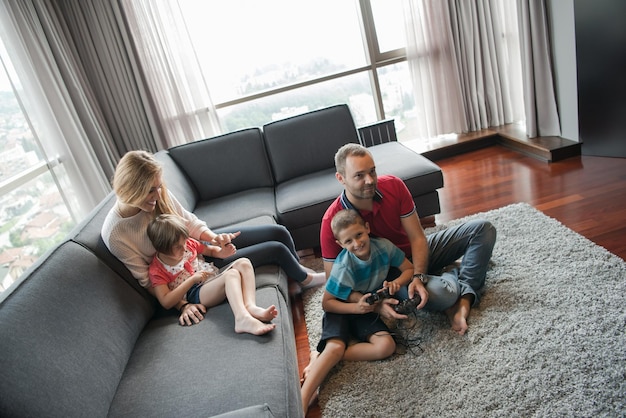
top-left (52, 0), bottom-right (166, 168)
top-left (517, 0), bottom-right (561, 137)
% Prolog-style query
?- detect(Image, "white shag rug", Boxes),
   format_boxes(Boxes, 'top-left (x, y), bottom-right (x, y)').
top-left (302, 203), bottom-right (626, 418)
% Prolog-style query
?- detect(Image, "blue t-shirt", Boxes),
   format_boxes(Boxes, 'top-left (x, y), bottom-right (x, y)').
top-left (325, 237), bottom-right (405, 301)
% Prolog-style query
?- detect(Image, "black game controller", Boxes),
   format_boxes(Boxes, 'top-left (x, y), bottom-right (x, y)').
top-left (365, 287), bottom-right (391, 304)
top-left (393, 295), bottom-right (421, 314)
top-left (366, 288), bottom-right (421, 314)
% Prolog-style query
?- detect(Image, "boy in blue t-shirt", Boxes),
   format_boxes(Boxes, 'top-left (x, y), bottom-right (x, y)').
top-left (301, 209), bottom-right (414, 414)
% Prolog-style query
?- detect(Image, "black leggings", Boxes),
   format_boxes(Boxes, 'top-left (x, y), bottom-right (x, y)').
top-left (209, 224), bottom-right (308, 283)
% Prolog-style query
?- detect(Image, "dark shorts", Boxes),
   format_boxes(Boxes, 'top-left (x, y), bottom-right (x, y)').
top-left (316, 312), bottom-right (391, 353)
top-left (186, 283), bottom-right (203, 304)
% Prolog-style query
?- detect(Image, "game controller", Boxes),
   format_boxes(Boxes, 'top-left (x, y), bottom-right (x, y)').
top-left (365, 288), bottom-right (421, 314)
top-left (365, 287), bottom-right (391, 304)
top-left (393, 295), bottom-right (421, 314)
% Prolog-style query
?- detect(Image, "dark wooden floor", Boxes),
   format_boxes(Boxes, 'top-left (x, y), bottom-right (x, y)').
top-left (292, 145), bottom-right (626, 418)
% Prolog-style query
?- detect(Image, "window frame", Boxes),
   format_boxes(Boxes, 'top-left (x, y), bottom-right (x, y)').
top-left (211, 0), bottom-right (408, 125)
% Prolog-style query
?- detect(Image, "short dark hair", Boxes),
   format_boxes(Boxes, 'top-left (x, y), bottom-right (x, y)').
top-left (331, 209), bottom-right (366, 238)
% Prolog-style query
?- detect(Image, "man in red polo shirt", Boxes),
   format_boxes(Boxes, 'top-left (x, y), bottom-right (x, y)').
top-left (320, 143), bottom-right (496, 335)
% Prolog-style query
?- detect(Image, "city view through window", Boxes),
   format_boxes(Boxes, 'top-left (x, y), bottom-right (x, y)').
top-left (0, 55), bottom-right (75, 292)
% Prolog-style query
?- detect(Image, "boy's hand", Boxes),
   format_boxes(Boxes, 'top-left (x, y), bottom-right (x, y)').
top-left (383, 280), bottom-right (401, 295)
top-left (355, 294), bottom-right (377, 314)
top-left (377, 298), bottom-right (409, 320)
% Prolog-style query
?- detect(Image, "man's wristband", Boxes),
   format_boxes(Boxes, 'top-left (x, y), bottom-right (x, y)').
top-left (412, 273), bottom-right (429, 284)
top-left (179, 302), bottom-right (190, 312)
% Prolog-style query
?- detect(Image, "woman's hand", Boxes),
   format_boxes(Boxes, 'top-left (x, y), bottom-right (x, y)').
top-left (215, 243), bottom-right (236, 258)
top-left (179, 303), bottom-right (207, 326)
top-left (211, 231), bottom-right (241, 248)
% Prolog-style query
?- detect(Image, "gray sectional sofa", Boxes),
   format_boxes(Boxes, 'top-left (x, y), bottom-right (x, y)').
top-left (0, 104), bottom-right (443, 417)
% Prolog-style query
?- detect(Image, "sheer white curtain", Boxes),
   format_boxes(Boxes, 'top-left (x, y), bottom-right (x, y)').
top-left (403, 0), bottom-right (525, 140)
top-left (0, 0), bottom-right (111, 216)
top-left (120, 0), bottom-right (221, 145)
top-left (517, 0), bottom-right (561, 137)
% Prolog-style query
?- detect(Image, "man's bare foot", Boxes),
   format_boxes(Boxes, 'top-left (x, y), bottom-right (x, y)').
top-left (235, 315), bottom-right (276, 335)
top-left (301, 350), bottom-right (319, 384)
top-left (445, 296), bottom-right (472, 335)
top-left (248, 304), bottom-right (278, 322)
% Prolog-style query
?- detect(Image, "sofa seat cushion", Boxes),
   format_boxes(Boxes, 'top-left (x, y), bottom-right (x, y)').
top-left (274, 168), bottom-right (343, 231)
top-left (108, 286), bottom-right (301, 418)
top-left (0, 241), bottom-right (154, 418)
top-left (192, 188), bottom-right (277, 231)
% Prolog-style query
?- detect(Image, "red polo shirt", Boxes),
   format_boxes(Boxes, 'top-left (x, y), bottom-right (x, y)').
top-left (320, 175), bottom-right (416, 261)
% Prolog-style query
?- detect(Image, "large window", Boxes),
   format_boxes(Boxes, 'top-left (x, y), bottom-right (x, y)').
top-left (179, 0), bottom-right (417, 138)
top-left (0, 39), bottom-right (76, 292)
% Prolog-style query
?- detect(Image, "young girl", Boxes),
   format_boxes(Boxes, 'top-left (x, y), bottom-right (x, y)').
top-left (147, 213), bottom-right (277, 335)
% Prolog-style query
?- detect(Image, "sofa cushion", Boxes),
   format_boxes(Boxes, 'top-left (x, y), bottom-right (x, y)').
top-left (274, 168), bottom-right (343, 231)
top-left (211, 404), bottom-right (275, 418)
top-left (369, 142), bottom-right (444, 196)
top-left (69, 192), bottom-right (153, 300)
top-left (168, 128), bottom-right (275, 201)
top-left (108, 285), bottom-right (301, 418)
top-left (262, 104), bottom-right (360, 184)
top-left (192, 188), bottom-right (277, 231)
top-left (0, 241), bottom-right (154, 418)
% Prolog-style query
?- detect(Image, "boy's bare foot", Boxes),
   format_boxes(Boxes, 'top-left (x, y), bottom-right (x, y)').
top-left (235, 315), bottom-right (276, 335)
top-left (301, 350), bottom-right (319, 384)
top-left (302, 386), bottom-right (320, 415)
top-left (445, 296), bottom-right (472, 335)
top-left (248, 304), bottom-right (278, 322)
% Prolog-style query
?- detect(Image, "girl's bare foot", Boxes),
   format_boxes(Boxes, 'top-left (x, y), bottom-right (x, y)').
top-left (235, 315), bottom-right (276, 335)
top-left (248, 304), bottom-right (278, 322)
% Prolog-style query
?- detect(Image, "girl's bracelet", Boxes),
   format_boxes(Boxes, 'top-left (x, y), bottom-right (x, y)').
top-left (179, 302), bottom-right (190, 312)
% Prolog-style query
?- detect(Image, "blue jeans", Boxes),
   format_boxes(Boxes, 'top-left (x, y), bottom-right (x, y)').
top-left (394, 219), bottom-right (496, 311)
top-left (209, 224), bottom-right (309, 283)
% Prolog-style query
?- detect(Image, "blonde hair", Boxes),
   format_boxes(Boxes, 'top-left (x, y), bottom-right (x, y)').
top-left (112, 150), bottom-right (177, 216)
top-left (147, 214), bottom-right (189, 254)
top-left (331, 209), bottom-right (366, 238)
top-left (334, 143), bottom-right (371, 175)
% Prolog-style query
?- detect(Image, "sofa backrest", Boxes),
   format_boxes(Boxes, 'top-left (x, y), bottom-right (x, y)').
top-left (167, 128), bottom-right (275, 201)
top-left (0, 241), bottom-right (154, 417)
top-left (262, 104), bottom-right (360, 184)
top-left (154, 150), bottom-right (199, 212)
